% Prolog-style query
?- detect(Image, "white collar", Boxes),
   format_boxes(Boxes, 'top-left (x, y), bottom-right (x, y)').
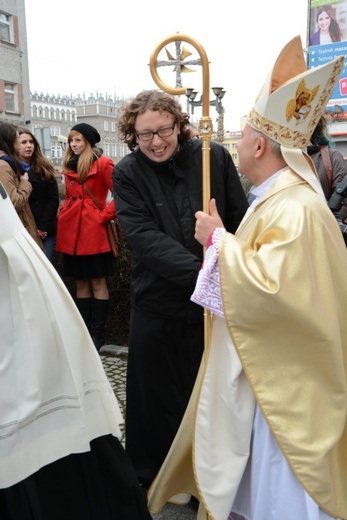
top-left (248, 168), bottom-right (286, 208)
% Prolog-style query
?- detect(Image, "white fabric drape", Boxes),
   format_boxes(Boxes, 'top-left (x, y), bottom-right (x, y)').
top-left (229, 404), bottom-right (337, 520)
top-left (0, 183), bottom-right (123, 488)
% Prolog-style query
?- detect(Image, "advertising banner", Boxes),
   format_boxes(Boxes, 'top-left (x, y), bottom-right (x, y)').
top-left (308, 0), bottom-right (347, 119)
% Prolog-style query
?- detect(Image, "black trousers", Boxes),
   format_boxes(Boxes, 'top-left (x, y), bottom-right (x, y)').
top-left (125, 308), bottom-right (204, 488)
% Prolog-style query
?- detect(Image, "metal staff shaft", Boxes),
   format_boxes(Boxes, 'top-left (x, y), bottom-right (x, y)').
top-left (149, 33), bottom-right (213, 351)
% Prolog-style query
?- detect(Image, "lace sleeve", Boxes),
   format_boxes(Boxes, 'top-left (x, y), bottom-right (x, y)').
top-left (190, 228), bottom-right (226, 318)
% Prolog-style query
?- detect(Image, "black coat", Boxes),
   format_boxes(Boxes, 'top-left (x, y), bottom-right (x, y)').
top-left (307, 145), bottom-right (347, 199)
top-left (28, 170), bottom-right (59, 237)
top-left (307, 144), bottom-right (347, 222)
top-left (113, 139), bottom-right (248, 320)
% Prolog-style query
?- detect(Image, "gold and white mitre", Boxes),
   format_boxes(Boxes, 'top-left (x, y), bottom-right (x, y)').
top-left (247, 35), bottom-right (344, 194)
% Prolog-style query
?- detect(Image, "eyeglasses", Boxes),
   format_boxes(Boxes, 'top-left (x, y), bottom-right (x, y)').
top-left (135, 123), bottom-right (176, 142)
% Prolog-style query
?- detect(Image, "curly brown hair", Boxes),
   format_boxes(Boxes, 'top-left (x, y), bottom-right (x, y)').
top-left (117, 90), bottom-right (191, 151)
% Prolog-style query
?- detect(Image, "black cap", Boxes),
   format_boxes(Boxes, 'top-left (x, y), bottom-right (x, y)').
top-left (71, 123), bottom-right (100, 147)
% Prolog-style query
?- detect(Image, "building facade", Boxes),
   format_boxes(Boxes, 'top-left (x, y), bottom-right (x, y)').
top-left (222, 131), bottom-right (242, 169)
top-left (0, 0), bottom-right (30, 124)
top-left (30, 92), bottom-right (77, 169)
top-left (74, 93), bottom-right (128, 165)
top-left (29, 92), bottom-right (129, 170)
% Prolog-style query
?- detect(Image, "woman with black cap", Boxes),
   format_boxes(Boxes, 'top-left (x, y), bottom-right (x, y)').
top-left (56, 123), bottom-right (115, 350)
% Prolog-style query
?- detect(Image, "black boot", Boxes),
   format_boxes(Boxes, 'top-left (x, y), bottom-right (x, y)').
top-left (91, 299), bottom-right (109, 351)
top-left (75, 297), bottom-right (92, 331)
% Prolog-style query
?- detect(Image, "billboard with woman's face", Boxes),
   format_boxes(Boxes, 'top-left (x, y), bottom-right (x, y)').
top-left (308, 0), bottom-right (347, 118)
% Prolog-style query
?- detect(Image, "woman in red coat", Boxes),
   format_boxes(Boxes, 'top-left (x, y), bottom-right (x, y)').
top-left (56, 123), bottom-right (115, 350)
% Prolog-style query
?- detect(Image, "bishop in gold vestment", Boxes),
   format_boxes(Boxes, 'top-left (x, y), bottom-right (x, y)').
top-left (147, 36), bottom-right (347, 520)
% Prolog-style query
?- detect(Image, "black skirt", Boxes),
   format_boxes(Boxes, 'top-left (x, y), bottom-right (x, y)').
top-left (63, 252), bottom-right (113, 280)
top-left (0, 435), bottom-right (152, 520)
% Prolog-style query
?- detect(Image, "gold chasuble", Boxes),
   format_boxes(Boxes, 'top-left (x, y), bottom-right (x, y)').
top-left (219, 168), bottom-right (347, 518)
top-left (147, 168), bottom-right (347, 520)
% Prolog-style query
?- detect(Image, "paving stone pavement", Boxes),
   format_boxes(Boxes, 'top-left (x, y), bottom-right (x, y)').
top-left (99, 345), bottom-right (197, 520)
top-left (100, 349), bottom-right (127, 445)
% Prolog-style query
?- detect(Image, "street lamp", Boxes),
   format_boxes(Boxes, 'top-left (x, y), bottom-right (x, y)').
top-left (58, 135), bottom-right (68, 151)
top-left (185, 86), bottom-right (226, 143)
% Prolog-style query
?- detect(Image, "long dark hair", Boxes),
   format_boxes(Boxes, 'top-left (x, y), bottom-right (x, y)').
top-left (18, 127), bottom-right (56, 182)
top-left (0, 122), bottom-right (23, 174)
top-left (316, 5), bottom-right (342, 42)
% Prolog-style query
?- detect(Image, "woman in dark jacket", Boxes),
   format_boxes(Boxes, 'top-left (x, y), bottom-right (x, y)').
top-left (56, 123), bottom-right (115, 350)
top-left (18, 127), bottom-right (59, 261)
top-left (0, 122), bottom-right (44, 251)
top-left (306, 115), bottom-right (347, 218)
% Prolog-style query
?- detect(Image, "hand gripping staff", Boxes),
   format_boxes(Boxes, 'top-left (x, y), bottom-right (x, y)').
top-left (149, 33), bottom-right (213, 353)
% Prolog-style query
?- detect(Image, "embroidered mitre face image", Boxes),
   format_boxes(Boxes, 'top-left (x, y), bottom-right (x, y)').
top-left (286, 79), bottom-right (320, 125)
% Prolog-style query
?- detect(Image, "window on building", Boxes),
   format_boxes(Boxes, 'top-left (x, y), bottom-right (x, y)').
top-left (119, 144), bottom-right (128, 158)
top-left (50, 126), bottom-right (61, 137)
top-left (4, 83), bottom-right (17, 112)
top-left (111, 122), bottom-right (116, 132)
top-left (232, 143), bottom-right (237, 149)
top-left (104, 120), bottom-right (109, 131)
top-left (0, 13), bottom-right (13, 43)
top-left (111, 143), bottom-right (116, 157)
top-left (231, 153), bottom-right (238, 160)
top-left (51, 143), bottom-right (63, 159)
top-left (103, 142), bottom-right (110, 156)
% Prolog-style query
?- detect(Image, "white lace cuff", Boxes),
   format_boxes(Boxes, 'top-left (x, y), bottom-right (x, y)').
top-left (212, 227), bottom-right (226, 250)
top-left (190, 228), bottom-right (226, 318)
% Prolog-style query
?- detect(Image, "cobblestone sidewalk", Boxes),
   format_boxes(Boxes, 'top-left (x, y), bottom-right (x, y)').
top-left (100, 352), bottom-right (127, 444)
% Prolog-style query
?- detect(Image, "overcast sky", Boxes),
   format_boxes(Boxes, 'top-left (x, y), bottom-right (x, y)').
top-left (24, 0), bottom-right (309, 131)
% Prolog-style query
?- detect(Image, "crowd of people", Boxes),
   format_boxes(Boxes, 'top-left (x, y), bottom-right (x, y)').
top-left (1, 33), bottom-right (347, 520)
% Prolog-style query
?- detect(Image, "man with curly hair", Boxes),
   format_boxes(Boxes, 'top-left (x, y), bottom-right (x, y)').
top-left (113, 90), bottom-right (248, 494)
